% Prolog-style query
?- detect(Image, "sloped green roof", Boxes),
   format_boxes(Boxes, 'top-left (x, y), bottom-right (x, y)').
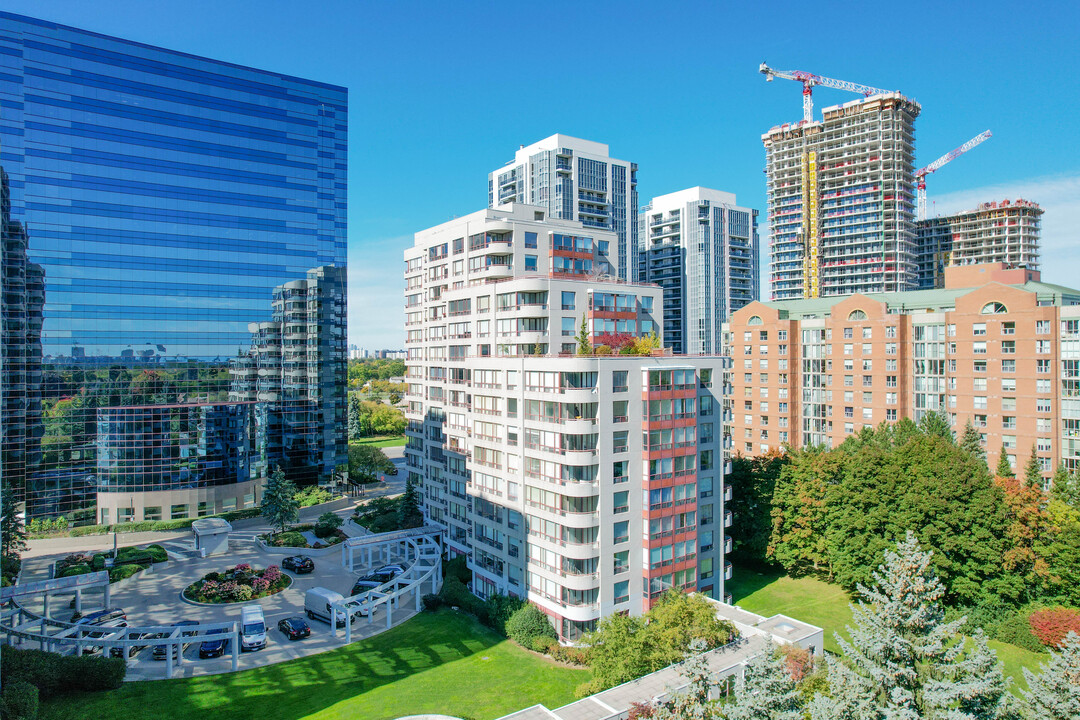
top-left (763, 281), bottom-right (1080, 320)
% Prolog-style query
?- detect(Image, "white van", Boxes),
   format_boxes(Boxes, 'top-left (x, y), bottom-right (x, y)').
top-left (305, 587), bottom-right (348, 627)
top-left (239, 605), bottom-right (267, 651)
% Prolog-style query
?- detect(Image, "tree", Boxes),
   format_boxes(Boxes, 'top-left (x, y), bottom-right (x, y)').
top-left (348, 444), bottom-right (394, 483)
top-left (725, 645), bottom-right (804, 720)
top-left (996, 472), bottom-right (1053, 600)
top-left (1021, 631), bottom-right (1080, 720)
top-left (918, 409), bottom-right (954, 442)
top-left (1050, 464), bottom-right (1080, 507)
top-left (575, 313), bottom-right (591, 355)
top-left (997, 445), bottom-right (1015, 478)
top-left (925, 630), bottom-right (1022, 720)
top-left (769, 447), bottom-right (838, 574)
top-left (398, 475), bottom-right (423, 529)
top-left (810, 532), bottom-right (1014, 719)
top-left (1026, 445), bottom-right (1045, 487)
top-left (347, 393), bottom-right (362, 440)
top-left (261, 466), bottom-right (299, 534)
top-left (580, 591), bottom-right (737, 694)
top-left (729, 452), bottom-right (789, 566)
top-left (653, 639), bottom-right (721, 720)
top-left (961, 419), bottom-right (987, 465)
top-left (1, 482), bottom-right (27, 559)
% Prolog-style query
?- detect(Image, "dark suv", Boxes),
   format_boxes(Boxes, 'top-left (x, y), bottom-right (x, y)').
top-left (282, 556), bottom-right (315, 574)
top-left (198, 628), bottom-right (230, 659)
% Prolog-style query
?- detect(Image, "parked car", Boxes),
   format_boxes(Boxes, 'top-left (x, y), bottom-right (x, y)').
top-left (80, 618), bottom-right (127, 656)
top-left (277, 616), bottom-right (311, 641)
top-left (198, 628), bottom-right (230, 659)
top-left (282, 556), bottom-right (315, 574)
top-left (152, 621), bottom-right (200, 660)
top-left (109, 631), bottom-right (151, 659)
top-left (376, 564), bottom-right (405, 576)
top-left (350, 575), bottom-right (382, 597)
top-left (74, 607), bottom-right (127, 626)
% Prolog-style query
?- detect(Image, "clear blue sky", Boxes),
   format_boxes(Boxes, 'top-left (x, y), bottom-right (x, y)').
top-left (8, 0), bottom-right (1080, 349)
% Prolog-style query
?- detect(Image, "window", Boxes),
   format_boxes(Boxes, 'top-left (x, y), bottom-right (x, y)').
top-left (844, 327), bottom-right (854, 339)
top-left (973, 341), bottom-right (987, 354)
top-left (974, 396), bottom-right (988, 410)
top-left (613, 521), bottom-right (629, 544)
top-left (1037, 340), bottom-right (1051, 354)
top-left (524, 255), bottom-right (537, 272)
top-left (1002, 397), bottom-right (1017, 411)
top-left (1001, 340), bottom-right (1015, 354)
top-left (525, 231), bottom-right (538, 248)
top-left (974, 360), bottom-right (987, 373)
top-left (981, 302), bottom-right (1008, 314)
top-left (886, 359), bottom-right (897, 371)
top-left (1001, 359), bottom-right (1015, 372)
top-left (848, 309), bottom-right (867, 321)
top-left (886, 343), bottom-right (897, 355)
top-left (561, 317), bottom-right (575, 336)
top-left (887, 409), bottom-right (897, 421)
top-left (613, 551), bottom-right (629, 574)
top-left (1037, 399), bottom-right (1052, 412)
top-left (561, 291), bottom-right (575, 310)
top-left (1037, 380), bottom-right (1052, 394)
top-left (1038, 359), bottom-right (1051, 373)
top-left (144, 506), bottom-right (162, 521)
top-left (974, 378), bottom-right (987, 391)
top-left (614, 580), bottom-right (629, 604)
top-left (612, 431), bottom-right (628, 453)
top-left (1036, 320), bottom-right (1050, 334)
top-left (1001, 378), bottom-right (1016, 392)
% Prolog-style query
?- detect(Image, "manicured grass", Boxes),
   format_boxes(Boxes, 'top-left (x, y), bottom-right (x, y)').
top-left (727, 564), bottom-right (1049, 691)
top-left (351, 435), bottom-right (406, 448)
top-left (727, 566), bottom-right (853, 654)
top-left (41, 609), bottom-right (589, 720)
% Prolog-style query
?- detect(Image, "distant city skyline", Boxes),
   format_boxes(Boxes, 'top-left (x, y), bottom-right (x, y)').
top-left (6, 0), bottom-right (1078, 349)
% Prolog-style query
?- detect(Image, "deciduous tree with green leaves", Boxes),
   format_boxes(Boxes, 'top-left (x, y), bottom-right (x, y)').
top-left (769, 447), bottom-right (839, 574)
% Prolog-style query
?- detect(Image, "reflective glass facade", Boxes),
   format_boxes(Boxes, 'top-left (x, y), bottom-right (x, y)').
top-left (0, 12), bottom-right (347, 522)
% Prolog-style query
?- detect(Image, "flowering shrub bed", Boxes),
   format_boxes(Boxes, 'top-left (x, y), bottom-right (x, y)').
top-left (184, 563), bottom-right (290, 603)
top-left (1028, 606), bottom-right (1080, 648)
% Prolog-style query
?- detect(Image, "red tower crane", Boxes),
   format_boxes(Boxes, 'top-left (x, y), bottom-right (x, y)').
top-left (915, 130), bottom-right (992, 220)
top-left (759, 62), bottom-right (895, 123)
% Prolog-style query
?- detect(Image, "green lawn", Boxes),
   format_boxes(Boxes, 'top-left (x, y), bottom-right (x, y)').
top-left (727, 564), bottom-right (1048, 691)
top-left (41, 610), bottom-right (589, 720)
top-left (351, 435), bottom-right (406, 448)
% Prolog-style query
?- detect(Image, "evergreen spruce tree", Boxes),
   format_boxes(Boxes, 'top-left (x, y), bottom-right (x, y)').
top-left (1025, 445), bottom-right (1044, 487)
top-left (997, 445), bottom-right (1015, 478)
top-left (1050, 464), bottom-right (1080, 508)
top-left (347, 393), bottom-right (361, 441)
top-left (653, 639), bottom-right (721, 720)
top-left (925, 630), bottom-right (1021, 720)
top-left (809, 532), bottom-right (1012, 720)
top-left (960, 419), bottom-right (987, 465)
top-left (725, 644), bottom-right (805, 720)
top-left (575, 313), bottom-right (591, 355)
top-left (918, 409), bottom-right (954, 442)
top-left (261, 466), bottom-right (299, 534)
top-left (1022, 631), bottom-right (1080, 720)
top-left (398, 475), bottom-right (423, 529)
top-left (0, 481), bottom-right (27, 559)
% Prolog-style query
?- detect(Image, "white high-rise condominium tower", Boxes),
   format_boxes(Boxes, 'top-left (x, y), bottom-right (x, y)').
top-left (404, 203), bottom-right (730, 642)
top-left (639, 187), bottom-right (759, 355)
top-left (488, 134), bottom-right (638, 283)
top-left (764, 93), bottom-right (921, 300)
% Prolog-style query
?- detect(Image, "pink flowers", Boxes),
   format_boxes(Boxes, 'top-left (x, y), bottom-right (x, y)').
top-left (190, 564), bottom-right (286, 602)
top-left (262, 565), bottom-right (283, 585)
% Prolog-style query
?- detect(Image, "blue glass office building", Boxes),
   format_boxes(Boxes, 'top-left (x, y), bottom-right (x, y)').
top-left (0, 12), bottom-right (347, 523)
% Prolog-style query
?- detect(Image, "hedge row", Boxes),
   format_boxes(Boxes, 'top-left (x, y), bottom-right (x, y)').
top-left (66, 507), bottom-right (263, 537)
top-left (1, 647), bottom-right (126, 697)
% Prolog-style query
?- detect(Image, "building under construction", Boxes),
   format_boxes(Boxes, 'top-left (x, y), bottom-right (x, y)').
top-left (764, 93), bottom-right (922, 300)
top-left (915, 199), bottom-right (1042, 289)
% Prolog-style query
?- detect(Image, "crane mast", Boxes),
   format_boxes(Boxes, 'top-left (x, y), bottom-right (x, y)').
top-left (915, 130), bottom-right (992, 220)
top-left (759, 62), bottom-right (894, 123)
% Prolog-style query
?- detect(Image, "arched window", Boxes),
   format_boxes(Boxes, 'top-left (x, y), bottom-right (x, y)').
top-left (747, 316), bottom-right (763, 326)
top-left (847, 309), bottom-right (867, 321)
top-left (981, 302), bottom-right (1008, 315)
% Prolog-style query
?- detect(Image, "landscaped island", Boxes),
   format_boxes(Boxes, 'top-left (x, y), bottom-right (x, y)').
top-left (183, 564), bottom-right (289, 604)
